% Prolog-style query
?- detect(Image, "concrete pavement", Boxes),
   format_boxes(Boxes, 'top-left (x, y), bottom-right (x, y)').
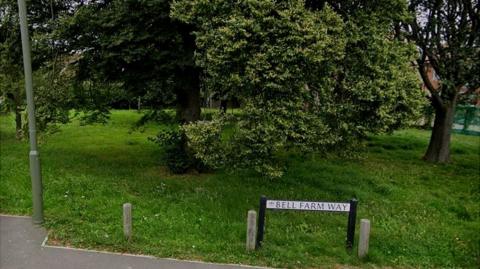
top-left (0, 215), bottom-right (269, 269)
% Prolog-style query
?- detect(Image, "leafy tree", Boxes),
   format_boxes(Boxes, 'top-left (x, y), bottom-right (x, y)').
top-left (0, 0), bottom-right (76, 137)
top-left (0, 0), bottom-right (25, 138)
top-left (405, 0), bottom-right (479, 162)
top-left (58, 0), bottom-right (201, 123)
top-left (173, 0), bottom-right (423, 177)
top-left (172, 0), bottom-right (345, 177)
top-left (310, 0), bottom-right (426, 145)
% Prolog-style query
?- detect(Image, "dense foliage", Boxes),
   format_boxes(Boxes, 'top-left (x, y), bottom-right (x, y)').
top-left (2, 0), bottom-right (430, 176)
top-left (172, 0), bottom-right (423, 177)
top-left (58, 0), bottom-right (201, 122)
top-left (0, 0), bottom-right (27, 138)
top-left (0, 0), bottom-right (77, 136)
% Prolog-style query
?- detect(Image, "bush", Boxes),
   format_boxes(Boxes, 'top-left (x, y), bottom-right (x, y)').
top-left (150, 127), bottom-right (208, 174)
top-left (182, 118), bottom-right (226, 169)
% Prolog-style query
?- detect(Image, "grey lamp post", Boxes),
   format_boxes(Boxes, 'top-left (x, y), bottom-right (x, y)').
top-left (17, 0), bottom-right (44, 224)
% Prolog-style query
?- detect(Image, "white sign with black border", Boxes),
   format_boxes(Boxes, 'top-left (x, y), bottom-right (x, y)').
top-left (255, 196), bottom-right (358, 251)
top-left (266, 200), bottom-right (350, 212)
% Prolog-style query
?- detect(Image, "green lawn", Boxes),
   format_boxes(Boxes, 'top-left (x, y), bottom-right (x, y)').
top-left (1, 110), bottom-right (479, 268)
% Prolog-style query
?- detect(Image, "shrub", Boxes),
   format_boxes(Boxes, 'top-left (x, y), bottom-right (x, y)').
top-left (150, 127), bottom-right (209, 174)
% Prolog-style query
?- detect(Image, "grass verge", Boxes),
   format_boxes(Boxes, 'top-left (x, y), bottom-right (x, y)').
top-left (1, 110), bottom-right (479, 268)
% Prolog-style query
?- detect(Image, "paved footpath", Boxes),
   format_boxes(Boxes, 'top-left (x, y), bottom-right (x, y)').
top-left (0, 215), bottom-right (269, 269)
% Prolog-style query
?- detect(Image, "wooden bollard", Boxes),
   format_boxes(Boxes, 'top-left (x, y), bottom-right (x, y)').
top-left (358, 219), bottom-right (370, 258)
top-left (123, 203), bottom-right (132, 241)
top-left (246, 210), bottom-right (257, 251)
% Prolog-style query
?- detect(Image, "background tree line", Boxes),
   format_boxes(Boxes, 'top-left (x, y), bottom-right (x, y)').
top-left (1, 0), bottom-right (478, 177)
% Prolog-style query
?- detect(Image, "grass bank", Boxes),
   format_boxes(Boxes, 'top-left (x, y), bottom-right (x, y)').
top-left (0, 110), bottom-right (478, 268)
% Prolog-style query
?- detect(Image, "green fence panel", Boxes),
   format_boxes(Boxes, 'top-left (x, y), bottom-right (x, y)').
top-left (453, 105), bottom-right (480, 136)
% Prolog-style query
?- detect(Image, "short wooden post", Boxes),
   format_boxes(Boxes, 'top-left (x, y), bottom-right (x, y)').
top-left (358, 219), bottom-right (370, 258)
top-left (246, 210), bottom-right (257, 251)
top-left (123, 203), bottom-right (132, 241)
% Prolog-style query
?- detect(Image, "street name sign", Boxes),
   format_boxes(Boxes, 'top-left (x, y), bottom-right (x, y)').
top-left (266, 200), bottom-right (350, 212)
top-left (256, 196), bottom-right (358, 251)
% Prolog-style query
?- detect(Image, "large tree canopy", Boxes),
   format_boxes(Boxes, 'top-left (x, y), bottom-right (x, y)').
top-left (311, 0), bottom-right (426, 143)
top-left (172, 0), bottom-right (423, 177)
top-left (2, 0), bottom-right (429, 176)
top-left (58, 0), bottom-right (201, 122)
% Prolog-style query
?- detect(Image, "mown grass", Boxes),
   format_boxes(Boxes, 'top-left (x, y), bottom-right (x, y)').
top-left (0, 110), bottom-right (479, 268)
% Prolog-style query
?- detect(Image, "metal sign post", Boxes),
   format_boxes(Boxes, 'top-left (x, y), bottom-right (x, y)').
top-left (17, 0), bottom-right (44, 224)
top-left (256, 196), bottom-right (358, 251)
top-left (255, 196), bottom-right (267, 248)
top-left (346, 199), bottom-right (358, 250)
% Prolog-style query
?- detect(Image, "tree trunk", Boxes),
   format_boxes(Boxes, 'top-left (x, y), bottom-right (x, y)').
top-left (173, 67), bottom-right (201, 172)
top-left (176, 66), bottom-right (201, 123)
top-left (423, 102), bottom-right (456, 163)
top-left (220, 100), bottom-right (227, 114)
top-left (15, 106), bottom-right (23, 140)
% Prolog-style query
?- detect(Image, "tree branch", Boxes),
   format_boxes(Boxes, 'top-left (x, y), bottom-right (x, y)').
top-left (463, 0), bottom-right (479, 47)
top-left (417, 53), bottom-right (444, 110)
